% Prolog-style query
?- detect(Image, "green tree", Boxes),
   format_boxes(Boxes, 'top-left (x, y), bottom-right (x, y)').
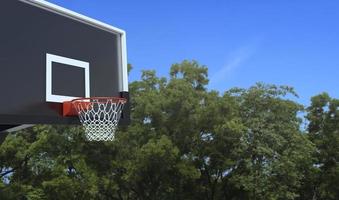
top-left (0, 125), bottom-right (99, 200)
top-left (221, 84), bottom-right (314, 200)
top-left (304, 93), bottom-right (339, 200)
top-left (126, 61), bottom-right (243, 199)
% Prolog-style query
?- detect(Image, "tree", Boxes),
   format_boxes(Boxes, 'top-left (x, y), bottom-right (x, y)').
top-left (125, 60), bottom-right (248, 199)
top-left (221, 84), bottom-right (314, 200)
top-left (0, 125), bottom-right (99, 200)
top-left (304, 93), bottom-right (339, 200)
top-left (123, 62), bottom-right (314, 199)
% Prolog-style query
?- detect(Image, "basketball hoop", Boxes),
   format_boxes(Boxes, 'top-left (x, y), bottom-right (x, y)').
top-left (63, 97), bottom-right (127, 141)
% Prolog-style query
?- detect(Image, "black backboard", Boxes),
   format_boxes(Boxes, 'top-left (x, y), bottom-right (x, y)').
top-left (0, 0), bottom-right (129, 129)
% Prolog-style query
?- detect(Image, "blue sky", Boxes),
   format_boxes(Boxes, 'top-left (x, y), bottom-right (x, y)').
top-left (48, 0), bottom-right (339, 105)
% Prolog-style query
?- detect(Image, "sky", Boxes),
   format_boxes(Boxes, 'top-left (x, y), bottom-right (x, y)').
top-left (47, 0), bottom-right (339, 106)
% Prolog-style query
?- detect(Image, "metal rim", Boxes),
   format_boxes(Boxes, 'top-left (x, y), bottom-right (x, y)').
top-left (71, 97), bottom-right (127, 103)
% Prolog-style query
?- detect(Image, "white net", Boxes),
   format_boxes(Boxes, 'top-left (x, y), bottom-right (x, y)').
top-left (72, 97), bottom-right (126, 141)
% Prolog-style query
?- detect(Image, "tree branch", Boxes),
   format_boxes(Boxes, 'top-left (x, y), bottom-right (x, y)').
top-left (0, 168), bottom-right (15, 178)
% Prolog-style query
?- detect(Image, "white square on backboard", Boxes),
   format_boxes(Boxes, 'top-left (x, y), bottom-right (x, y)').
top-left (46, 53), bottom-right (90, 102)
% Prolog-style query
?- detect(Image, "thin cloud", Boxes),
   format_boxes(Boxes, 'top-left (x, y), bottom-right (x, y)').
top-left (210, 45), bottom-right (256, 87)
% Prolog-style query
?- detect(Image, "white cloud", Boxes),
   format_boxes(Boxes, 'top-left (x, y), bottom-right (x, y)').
top-left (210, 45), bottom-right (256, 87)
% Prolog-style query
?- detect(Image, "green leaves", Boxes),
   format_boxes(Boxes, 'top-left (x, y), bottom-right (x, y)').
top-left (222, 83), bottom-right (314, 200)
top-left (305, 93), bottom-right (339, 200)
top-left (170, 60), bottom-right (209, 90)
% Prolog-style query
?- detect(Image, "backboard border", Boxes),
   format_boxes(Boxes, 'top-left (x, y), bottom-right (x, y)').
top-left (46, 53), bottom-right (90, 103)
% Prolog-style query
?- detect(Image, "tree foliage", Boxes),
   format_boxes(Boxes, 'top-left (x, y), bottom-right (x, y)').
top-left (302, 93), bottom-right (339, 200)
top-left (0, 60), bottom-right (337, 199)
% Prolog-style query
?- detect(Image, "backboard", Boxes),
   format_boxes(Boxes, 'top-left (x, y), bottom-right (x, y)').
top-left (0, 0), bottom-right (129, 132)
